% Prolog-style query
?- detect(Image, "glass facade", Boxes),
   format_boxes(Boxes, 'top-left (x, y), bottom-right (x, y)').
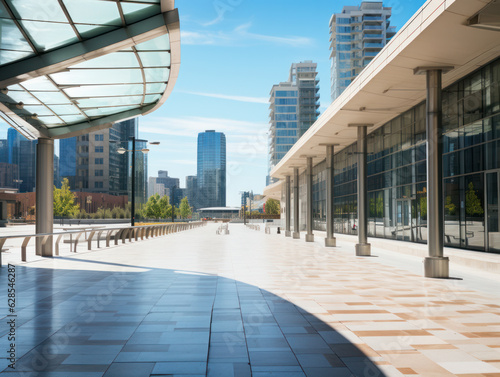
top-left (5, 127), bottom-right (36, 192)
top-left (197, 131), bottom-right (226, 208)
top-left (268, 62), bottom-right (320, 184)
top-left (329, 2), bottom-right (396, 101)
top-left (307, 58), bottom-right (500, 253)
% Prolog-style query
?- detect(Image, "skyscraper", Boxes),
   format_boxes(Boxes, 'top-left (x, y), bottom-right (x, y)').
top-left (0, 139), bottom-right (8, 163)
top-left (197, 131), bottom-right (226, 208)
top-left (7, 128), bottom-right (36, 192)
top-left (186, 175), bottom-right (198, 209)
top-left (268, 61), bottom-right (320, 183)
top-left (329, 2), bottom-right (396, 100)
top-left (59, 119), bottom-right (147, 203)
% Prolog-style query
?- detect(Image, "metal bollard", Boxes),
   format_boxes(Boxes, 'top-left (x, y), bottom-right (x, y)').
top-left (277, 227), bottom-right (281, 234)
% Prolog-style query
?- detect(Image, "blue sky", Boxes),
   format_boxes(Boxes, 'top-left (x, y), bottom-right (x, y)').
top-left (0, 0), bottom-right (425, 206)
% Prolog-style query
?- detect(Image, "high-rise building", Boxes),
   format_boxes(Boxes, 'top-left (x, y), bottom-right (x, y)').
top-left (6, 128), bottom-right (36, 192)
top-left (54, 155), bottom-right (60, 188)
top-left (289, 61), bottom-right (321, 137)
top-left (148, 177), bottom-right (166, 198)
top-left (0, 139), bottom-right (8, 163)
top-left (186, 175), bottom-right (198, 209)
top-left (59, 119), bottom-right (147, 203)
top-left (197, 130), bottom-right (226, 208)
top-left (155, 171), bottom-right (180, 196)
top-left (329, 2), bottom-right (396, 100)
top-left (268, 61), bottom-right (320, 183)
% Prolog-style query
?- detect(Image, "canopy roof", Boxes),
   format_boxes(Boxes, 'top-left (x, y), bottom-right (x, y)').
top-left (0, 0), bottom-right (180, 139)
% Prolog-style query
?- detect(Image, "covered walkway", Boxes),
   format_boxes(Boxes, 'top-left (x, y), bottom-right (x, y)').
top-left (1, 223), bottom-right (500, 376)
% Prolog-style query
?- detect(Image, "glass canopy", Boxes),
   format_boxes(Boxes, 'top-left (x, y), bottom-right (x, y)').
top-left (0, 0), bottom-right (178, 139)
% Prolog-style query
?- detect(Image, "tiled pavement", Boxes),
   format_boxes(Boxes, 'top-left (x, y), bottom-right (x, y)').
top-left (1, 224), bottom-right (500, 377)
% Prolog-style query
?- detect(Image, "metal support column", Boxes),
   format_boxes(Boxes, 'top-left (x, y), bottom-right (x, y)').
top-left (285, 176), bottom-right (291, 237)
top-left (415, 66), bottom-right (453, 278)
top-left (352, 125), bottom-right (371, 256)
top-left (305, 157), bottom-right (314, 242)
top-left (324, 144), bottom-right (337, 247)
top-left (36, 138), bottom-right (54, 256)
top-left (293, 167), bottom-right (300, 239)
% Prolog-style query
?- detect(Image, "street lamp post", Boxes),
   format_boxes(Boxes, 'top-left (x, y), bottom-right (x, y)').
top-left (117, 137), bottom-right (159, 227)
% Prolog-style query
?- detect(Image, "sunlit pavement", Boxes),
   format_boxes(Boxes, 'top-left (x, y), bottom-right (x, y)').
top-left (1, 223), bottom-right (500, 377)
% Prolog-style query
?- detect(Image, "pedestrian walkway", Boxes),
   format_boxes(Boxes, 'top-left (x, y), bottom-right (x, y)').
top-left (1, 223), bottom-right (500, 377)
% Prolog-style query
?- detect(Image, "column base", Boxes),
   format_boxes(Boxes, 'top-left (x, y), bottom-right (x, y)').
top-left (356, 243), bottom-right (371, 256)
top-left (293, 232), bottom-right (300, 239)
top-left (285, 230), bottom-right (291, 237)
top-left (325, 237), bottom-right (336, 247)
top-left (424, 257), bottom-right (449, 278)
top-left (305, 234), bottom-right (314, 242)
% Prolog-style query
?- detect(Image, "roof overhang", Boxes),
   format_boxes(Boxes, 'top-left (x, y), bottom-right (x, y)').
top-left (269, 0), bottom-right (500, 181)
top-left (263, 180), bottom-right (283, 201)
top-left (0, 0), bottom-right (180, 140)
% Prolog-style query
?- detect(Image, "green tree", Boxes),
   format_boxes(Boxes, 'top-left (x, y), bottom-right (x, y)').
top-left (143, 194), bottom-right (172, 219)
top-left (444, 196), bottom-right (457, 216)
top-left (53, 178), bottom-right (80, 217)
top-left (265, 198), bottom-right (280, 215)
top-left (179, 197), bottom-right (192, 219)
top-left (465, 181), bottom-right (484, 217)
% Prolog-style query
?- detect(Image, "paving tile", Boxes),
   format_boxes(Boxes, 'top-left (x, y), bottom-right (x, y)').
top-left (2, 223), bottom-right (500, 377)
top-left (102, 362), bottom-right (154, 377)
top-left (152, 362), bottom-right (207, 374)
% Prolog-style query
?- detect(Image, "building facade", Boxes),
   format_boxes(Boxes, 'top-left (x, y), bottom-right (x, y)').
top-left (155, 170), bottom-right (180, 197)
top-left (197, 130), bottom-right (226, 208)
top-left (186, 175), bottom-right (198, 209)
top-left (6, 128), bottom-right (36, 192)
top-left (148, 177), bottom-right (167, 198)
top-left (329, 2), bottom-right (396, 100)
top-left (59, 119), bottom-right (145, 202)
top-left (268, 62), bottom-right (320, 183)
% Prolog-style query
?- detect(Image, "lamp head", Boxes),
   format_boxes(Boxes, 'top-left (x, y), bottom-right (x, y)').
top-left (117, 147), bottom-right (127, 155)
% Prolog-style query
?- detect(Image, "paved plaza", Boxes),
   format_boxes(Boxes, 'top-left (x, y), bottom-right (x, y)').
top-left (1, 223), bottom-right (500, 377)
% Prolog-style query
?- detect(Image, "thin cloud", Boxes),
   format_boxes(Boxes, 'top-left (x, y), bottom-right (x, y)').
top-left (180, 30), bottom-right (231, 46)
top-left (181, 23), bottom-right (314, 47)
top-left (235, 23), bottom-right (313, 46)
top-left (181, 91), bottom-right (268, 104)
top-left (139, 116), bottom-right (268, 139)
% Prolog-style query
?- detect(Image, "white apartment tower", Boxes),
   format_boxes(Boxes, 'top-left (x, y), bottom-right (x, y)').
top-left (329, 2), bottom-right (396, 100)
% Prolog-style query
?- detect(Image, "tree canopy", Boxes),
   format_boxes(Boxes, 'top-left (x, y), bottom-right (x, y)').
top-left (53, 178), bottom-right (80, 217)
top-left (265, 198), bottom-right (280, 215)
top-left (179, 197), bottom-right (192, 219)
top-left (143, 194), bottom-right (172, 219)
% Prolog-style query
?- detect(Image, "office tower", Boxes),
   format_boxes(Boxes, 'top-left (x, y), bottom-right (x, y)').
top-left (329, 2), bottom-right (396, 100)
top-left (172, 188), bottom-right (186, 207)
top-left (148, 177), bottom-right (166, 198)
top-left (0, 139), bottom-right (7, 163)
top-left (197, 130), bottom-right (226, 208)
top-left (19, 138), bottom-right (36, 192)
top-left (128, 137), bottom-right (148, 205)
top-left (0, 163), bottom-right (16, 189)
top-left (186, 175), bottom-right (198, 209)
top-left (53, 155), bottom-right (60, 188)
top-left (268, 61), bottom-right (320, 180)
top-left (7, 128), bottom-right (36, 192)
top-left (58, 118), bottom-right (146, 203)
top-left (155, 171), bottom-right (180, 196)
